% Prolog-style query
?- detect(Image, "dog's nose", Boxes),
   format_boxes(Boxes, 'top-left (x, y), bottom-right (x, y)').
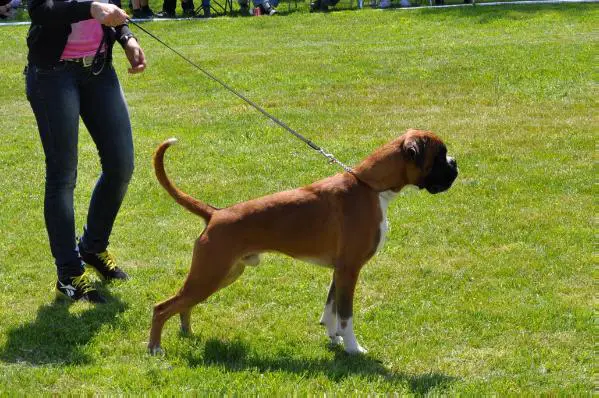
top-left (447, 156), bottom-right (457, 169)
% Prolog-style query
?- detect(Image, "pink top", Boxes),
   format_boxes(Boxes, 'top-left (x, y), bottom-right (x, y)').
top-left (61, 4), bottom-right (105, 59)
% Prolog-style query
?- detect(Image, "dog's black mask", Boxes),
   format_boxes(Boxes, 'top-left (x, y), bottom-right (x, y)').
top-left (421, 145), bottom-right (458, 194)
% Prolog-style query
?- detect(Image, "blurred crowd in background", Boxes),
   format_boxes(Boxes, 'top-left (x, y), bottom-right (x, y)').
top-left (0, 0), bottom-right (473, 21)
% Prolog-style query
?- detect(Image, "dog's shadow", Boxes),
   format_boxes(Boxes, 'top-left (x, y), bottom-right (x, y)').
top-left (185, 337), bottom-right (456, 394)
top-left (0, 289), bottom-right (127, 365)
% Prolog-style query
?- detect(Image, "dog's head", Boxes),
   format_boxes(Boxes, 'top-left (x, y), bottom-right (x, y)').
top-left (402, 129), bottom-right (458, 194)
top-left (354, 129), bottom-right (458, 193)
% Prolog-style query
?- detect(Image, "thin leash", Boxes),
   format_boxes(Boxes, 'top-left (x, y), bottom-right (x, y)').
top-left (126, 19), bottom-right (357, 176)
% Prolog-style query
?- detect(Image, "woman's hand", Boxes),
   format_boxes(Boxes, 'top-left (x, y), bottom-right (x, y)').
top-left (90, 2), bottom-right (128, 26)
top-left (124, 38), bottom-right (146, 74)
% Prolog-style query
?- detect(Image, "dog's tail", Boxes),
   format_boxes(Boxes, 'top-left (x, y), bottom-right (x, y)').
top-left (153, 138), bottom-right (216, 222)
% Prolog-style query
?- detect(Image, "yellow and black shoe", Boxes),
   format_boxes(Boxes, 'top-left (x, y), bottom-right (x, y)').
top-left (56, 271), bottom-right (106, 303)
top-left (79, 248), bottom-right (129, 281)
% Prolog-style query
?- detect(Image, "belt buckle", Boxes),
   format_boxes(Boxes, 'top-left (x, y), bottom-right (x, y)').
top-left (82, 55), bottom-right (95, 68)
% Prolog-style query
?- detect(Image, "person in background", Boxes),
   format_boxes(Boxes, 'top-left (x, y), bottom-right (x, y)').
top-left (238, 0), bottom-right (277, 15)
top-left (378, 0), bottom-right (410, 8)
top-left (0, 0), bottom-right (21, 19)
top-left (131, 0), bottom-right (154, 18)
top-left (309, 0), bottom-right (338, 12)
top-left (26, 0), bottom-right (146, 303)
top-left (155, 0), bottom-right (211, 17)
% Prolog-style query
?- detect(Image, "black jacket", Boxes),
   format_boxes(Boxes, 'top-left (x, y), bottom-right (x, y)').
top-left (27, 0), bottom-right (133, 67)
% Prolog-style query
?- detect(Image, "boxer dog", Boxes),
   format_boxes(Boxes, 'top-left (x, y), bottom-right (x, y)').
top-left (148, 129), bottom-right (458, 355)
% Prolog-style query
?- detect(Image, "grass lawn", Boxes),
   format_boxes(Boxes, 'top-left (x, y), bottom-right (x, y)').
top-left (0, 3), bottom-right (595, 394)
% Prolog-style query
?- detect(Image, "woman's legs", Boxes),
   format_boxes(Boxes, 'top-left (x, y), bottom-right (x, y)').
top-left (26, 64), bottom-right (83, 279)
top-left (78, 65), bottom-right (134, 255)
top-left (27, 61), bottom-right (134, 279)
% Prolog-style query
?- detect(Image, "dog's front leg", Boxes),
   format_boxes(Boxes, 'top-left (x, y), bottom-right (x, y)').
top-left (319, 278), bottom-right (342, 346)
top-left (335, 268), bottom-right (367, 354)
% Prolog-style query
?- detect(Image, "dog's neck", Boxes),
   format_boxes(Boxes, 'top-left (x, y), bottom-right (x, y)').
top-left (352, 140), bottom-right (408, 192)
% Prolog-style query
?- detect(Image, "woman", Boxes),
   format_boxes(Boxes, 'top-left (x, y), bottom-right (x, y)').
top-left (26, 0), bottom-right (146, 303)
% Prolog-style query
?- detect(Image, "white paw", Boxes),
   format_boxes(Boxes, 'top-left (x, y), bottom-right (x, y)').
top-left (148, 345), bottom-right (164, 356)
top-left (344, 344), bottom-right (368, 355)
top-left (329, 335), bottom-right (343, 345)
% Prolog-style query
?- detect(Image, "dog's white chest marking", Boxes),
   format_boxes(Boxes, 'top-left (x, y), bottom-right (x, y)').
top-left (376, 190), bottom-right (398, 253)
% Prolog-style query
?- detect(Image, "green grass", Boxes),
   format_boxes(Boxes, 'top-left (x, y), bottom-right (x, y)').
top-left (0, 4), bottom-right (595, 394)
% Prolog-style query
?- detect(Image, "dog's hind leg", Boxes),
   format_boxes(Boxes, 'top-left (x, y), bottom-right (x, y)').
top-left (217, 262), bottom-right (246, 290)
top-left (148, 240), bottom-right (237, 355)
top-left (320, 278), bottom-right (342, 346)
top-left (180, 310), bottom-right (192, 335)
top-left (178, 261), bottom-right (246, 339)
top-left (149, 293), bottom-right (197, 354)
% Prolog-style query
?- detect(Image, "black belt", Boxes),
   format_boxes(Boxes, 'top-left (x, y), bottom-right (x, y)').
top-left (61, 54), bottom-right (103, 68)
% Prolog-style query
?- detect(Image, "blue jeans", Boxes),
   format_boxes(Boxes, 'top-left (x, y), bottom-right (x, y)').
top-left (26, 62), bottom-right (134, 278)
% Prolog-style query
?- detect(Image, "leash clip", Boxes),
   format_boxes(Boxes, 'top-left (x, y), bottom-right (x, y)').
top-left (319, 149), bottom-right (336, 164)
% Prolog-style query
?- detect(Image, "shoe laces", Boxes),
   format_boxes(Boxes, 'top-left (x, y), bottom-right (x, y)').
top-left (71, 272), bottom-right (95, 295)
top-left (97, 251), bottom-right (117, 271)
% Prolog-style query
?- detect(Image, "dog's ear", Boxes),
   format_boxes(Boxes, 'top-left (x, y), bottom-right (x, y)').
top-left (404, 137), bottom-right (425, 167)
top-left (406, 142), bottom-right (419, 160)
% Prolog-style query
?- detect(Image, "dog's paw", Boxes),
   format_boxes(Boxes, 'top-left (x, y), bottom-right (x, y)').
top-left (180, 326), bottom-right (193, 336)
top-left (329, 335), bottom-right (343, 346)
top-left (148, 345), bottom-right (164, 356)
top-left (344, 344), bottom-right (368, 355)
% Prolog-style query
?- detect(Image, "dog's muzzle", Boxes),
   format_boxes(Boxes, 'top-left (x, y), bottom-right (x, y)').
top-left (422, 155), bottom-right (458, 194)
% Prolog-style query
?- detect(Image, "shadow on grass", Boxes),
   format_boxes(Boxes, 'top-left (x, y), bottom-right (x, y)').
top-left (0, 289), bottom-right (127, 365)
top-left (185, 337), bottom-right (457, 394)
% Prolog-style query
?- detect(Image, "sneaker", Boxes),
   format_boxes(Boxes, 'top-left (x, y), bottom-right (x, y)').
top-left (79, 247), bottom-right (129, 281)
top-left (56, 272), bottom-right (106, 303)
top-left (155, 10), bottom-right (176, 17)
